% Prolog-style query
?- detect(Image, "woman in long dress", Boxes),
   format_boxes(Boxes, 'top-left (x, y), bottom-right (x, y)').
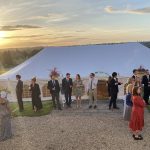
top-left (129, 86), bottom-right (145, 140)
top-left (73, 74), bottom-right (84, 108)
top-left (0, 93), bottom-right (12, 142)
top-left (29, 77), bottom-right (43, 112)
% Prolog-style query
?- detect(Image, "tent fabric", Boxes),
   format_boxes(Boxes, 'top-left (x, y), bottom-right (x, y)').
top-left (0, 42), bottom-right (150, 80)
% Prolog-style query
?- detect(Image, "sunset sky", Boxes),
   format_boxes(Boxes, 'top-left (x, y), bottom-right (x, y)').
top-left (0, 0), bottom-right (150, 48)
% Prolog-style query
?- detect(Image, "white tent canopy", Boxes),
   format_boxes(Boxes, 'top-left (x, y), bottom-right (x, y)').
top-left (0, 42), bottom-right (150, 80)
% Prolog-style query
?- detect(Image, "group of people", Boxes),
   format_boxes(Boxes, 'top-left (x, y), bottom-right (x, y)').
top-left (47, 72), bottom-right (98, 110)
top-left (15, 72), bottom-right (103, 112)
top-left (0, 69), bottom-right (149, 142)
top-left (16, 75), bottom-right (43, 112)
top-left (123, 69), bottom-right (150, 140)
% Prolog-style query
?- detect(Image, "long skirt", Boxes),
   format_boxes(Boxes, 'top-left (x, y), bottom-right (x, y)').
top-left (123, 105), bottom-right (132, 121)
top-left (32, 96), bottom-right (43, 110)
top-left (0, 115), bottom-right (12, 141)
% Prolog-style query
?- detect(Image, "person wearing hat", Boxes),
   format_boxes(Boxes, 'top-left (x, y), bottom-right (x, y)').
top-left (0, 93), bottom-right (12, 141)
top-left (16, 74), bottom-right (24, 112)
top-left (62, 73), bottom-right (73, 108)
top-left (29, 77), bottom-right (43, 112)
top-left (109, 72), bottom-right (122, 110)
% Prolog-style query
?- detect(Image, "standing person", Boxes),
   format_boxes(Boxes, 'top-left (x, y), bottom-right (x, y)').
top-left (87, 73), bottom-right (98, 109)
top-left (0, 92), bottom-right (12, 142)
top-left (132, 69), bottom-right (137, 80)
top-left (129, 86), bottom-right (145, 140)
top-left (29, 77), bottom-right (43, 112)
top-left (16, 74), bottom-right (24, 112)
top-left (62, 73), bottom-right (73, 108)
top-left (142, 69), bottom-right (150, 105)
top-left (73, 74), bottom-right (84, 108)
top-left (47, 75), bottom-right (62, 110)
top-left (123, 77), bottom-right (135, 121)
top-left (109, 72), bottom-right (122, 110)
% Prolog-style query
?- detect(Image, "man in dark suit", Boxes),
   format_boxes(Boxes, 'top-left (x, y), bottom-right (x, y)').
top-left (109, 72), bottom-right (122, 110)
top-left (142, 70), bottom-right (150, 105)
top-left (47, 75), bottom-right (62, 110)
top-left (132, 69), bottom-right (137, 79)
top-left (16, 74), bottom-right (24, 112)
top-left (62, 73), bottom-right (73, 107)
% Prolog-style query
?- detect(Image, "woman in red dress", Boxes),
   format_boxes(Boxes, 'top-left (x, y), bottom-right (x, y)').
top-left (129, 86), bottom-right (145, 140)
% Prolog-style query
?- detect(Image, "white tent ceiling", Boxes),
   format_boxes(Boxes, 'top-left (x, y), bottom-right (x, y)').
top-left (0, 42), bottom-right (150, 80)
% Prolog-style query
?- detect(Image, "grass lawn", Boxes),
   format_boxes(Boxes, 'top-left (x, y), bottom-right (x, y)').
top-left (10, 100), bottom-right (54, 117)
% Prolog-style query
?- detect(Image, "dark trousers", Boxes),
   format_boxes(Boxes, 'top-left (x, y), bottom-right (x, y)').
top-left (109, 93), bottom-right (117, 108)
top-left (143, 87), bottom-right (150, 104)
top-left (65, 91), bottom-right (72, 107)
top-left (52, 92), bottom-right (61, 109)
top-left (17, 94), bottom-right (24, 112)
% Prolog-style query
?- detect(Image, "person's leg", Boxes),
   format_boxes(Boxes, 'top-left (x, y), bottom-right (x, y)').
top-left (56, 92), bottom-right (62, 110)
top-left (17, 100), bottom-right (22, 112)
top-left (76, 96), bottom-right (79, 108)
top-left (79, 96), bottom-right (81, 108)
top-left (52, 93), bottom-right (56, 109)
top-left (17, 95), bottom-right (24, 112)
top-left (93, 89), bottom-right (97, 108)
top-left (20, 96), bottom-right (24, 111)
top-left (133, 130), bottom-right (143, 140)
top-left (89, 90), bottom-right (93, 108)
top-left (109, 95), bottom-right (113, 109)
top-left (65, 92), bottom-right (69, 106)
top-left (68, 91), bottom-right (72, 107)
top-left (113, 93), bottom-right (118, 108)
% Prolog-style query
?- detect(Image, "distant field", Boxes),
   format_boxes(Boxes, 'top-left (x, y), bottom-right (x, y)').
top-left (10, 100), bottom-right (53, 117)
top-left (0, 68), bottom-right (10, 75)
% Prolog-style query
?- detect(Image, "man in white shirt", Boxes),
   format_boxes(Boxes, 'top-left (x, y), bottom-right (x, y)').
top-left (87, 73), bottom-right (98, 109)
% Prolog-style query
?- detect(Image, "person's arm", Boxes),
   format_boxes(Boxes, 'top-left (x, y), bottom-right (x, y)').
top-left (62, 79), bottom-right (65, 89)
top-left (20, 81), bottom-right (23, 93)
top-left (47, 81), bottom-right (50, 89)
top-left (118, 82), bottom-right (122, 85)
top-left (70, 79), bottom-right (73, 87)
top-left (57, 80), bottom-right (60, 92)
top-left (29, 84), bottom-right (32, 91)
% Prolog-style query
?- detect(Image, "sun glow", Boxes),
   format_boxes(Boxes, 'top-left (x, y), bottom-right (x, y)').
top-left (0, 31), bottom-right (6, 39)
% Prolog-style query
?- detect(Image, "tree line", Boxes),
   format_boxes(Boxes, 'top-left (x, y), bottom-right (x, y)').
top-left (0, 47), bottom-right (43, 68)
